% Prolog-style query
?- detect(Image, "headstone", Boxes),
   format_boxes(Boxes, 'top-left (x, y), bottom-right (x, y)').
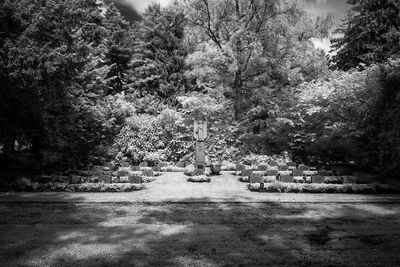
top-left (250, 174), bottom-right (264, 184)
top-left (92, 169), bottom-right (102, 177)
top-left (303, 170), bottom-right (318, 176)
top-left (267, 170), bottom-right (278, 176)
top-left (278, 170), bottom-right (291, 176)
top-left (311, 175), bottom-right (325, 184)
top-left (129, 174), bottom-right (142, 184)
top-left (70, 175), bottom-right (81, 184)
top-left (293, 176), bottom-right (305, 183)
top-left (342, 175), bottom-right (357, 184)
top-left (109, 164), bottom-right (118, 172)
top-left (98, 176), bottom-right (111, 183)
top-left (139, 162), bottom-right (148, 167)
top-left (287, 162), bottom-right (297, 170)
top-left (268, 166), bottom-right (279, 171)
top-left (265, 176), bottom-right (276, 183)
top-left (258, 165), bottom-right (268, 171)
top-left (280, 175), bottom-right (293, 183)
top-left (117, 170), bottom-right (129, 177)
top-left (299, 165), bottom-right (310, 171)
top-left (121, 162), bottom-right (130, 167)
top-left (142, 170), bottom-right (154, 177)
top-left (324, 176), bottom-right (343, 184)
top-left (119, 176), bottom-right (129, 183)
top-left (236, 163), bottom-right (246, 171)
top-left (111, 176), bottom-right (119, 183)
top-left (152, 165), bottom-right (161, 172)
top-left (176, 161), bottom-right (186, 168)
top-left (210, 164), bottom-right (221, 175)
top-left (252, 171), bottom-right (267, 176)
top-left (279, 165), bottom-right (288, 171)
top-left (292, 170), bottom-right (304, 177)
top-left (242, 169), bottom-right (253, 177)
top-left (318, 170), bottom-right (334, 176)
top-left (159, 162), bottom-right (169, 168)
top-left (268, 160), bottom-right (279, 166)
top-left (131, 166), bottom-right (140, 171)
top-left (304, 176), bottom-right (312, 183)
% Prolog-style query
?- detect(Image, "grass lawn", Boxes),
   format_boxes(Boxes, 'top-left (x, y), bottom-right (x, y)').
top-left (1, 202), bottom-right (400, 266)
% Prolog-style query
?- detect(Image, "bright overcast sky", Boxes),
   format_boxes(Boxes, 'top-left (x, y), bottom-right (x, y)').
top-left (116, 0), bottom-right (171, 12)
top-left (123, 0), bottom-right (350, 18)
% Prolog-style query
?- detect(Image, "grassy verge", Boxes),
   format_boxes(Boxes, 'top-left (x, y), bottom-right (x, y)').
top-left (248, 182), bottom-right (400, 194)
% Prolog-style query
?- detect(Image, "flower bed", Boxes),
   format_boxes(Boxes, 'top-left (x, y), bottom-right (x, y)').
top-left (187, 175), bottom-right (211, 183)
top-left (248, 182), bottom-right (399, 194)
top-left (1, 178), bottom-right (142, 192)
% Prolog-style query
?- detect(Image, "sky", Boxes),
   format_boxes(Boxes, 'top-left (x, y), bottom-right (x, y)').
top-left (109, 0), bottom-right (351, 51)
top-left (113, 0), bottom-right (351, 18)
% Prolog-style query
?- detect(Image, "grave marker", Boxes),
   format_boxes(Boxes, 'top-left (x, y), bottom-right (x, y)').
top-left (129, 174), bottom-right (142, 184)
top-left (280, 175), bottom-right (293, 183)
top-left (278, 165), bottom-right (288, 171)
top-left (311, 175), bottom-right (325, 184)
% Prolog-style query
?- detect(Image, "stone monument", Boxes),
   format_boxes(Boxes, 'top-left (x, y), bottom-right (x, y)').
top-left (194, 118), bottom-right (207, 175)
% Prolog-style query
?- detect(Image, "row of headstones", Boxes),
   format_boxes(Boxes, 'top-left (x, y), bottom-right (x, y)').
top-left (70, 162), bottom-right (167, 184)
top-left (247, 173), bottom-right (360, 184)
top-left (236, 162), bottom-right (354, 175)
top-left (238, 169), bottom-right (343, 177)
top-left (236, 162), bottom-right (317, 172)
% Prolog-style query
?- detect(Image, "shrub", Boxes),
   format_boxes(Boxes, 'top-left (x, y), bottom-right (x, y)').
top-left (1, 182), bottom-right (142, 192)
top-left (161, 166), bottom-right (185, 172)
top-left (114, 109), bottom-right (193, 164)
top-left (187, 175), bottom-right (211, 183)
top-left (248, 182), bottom-right (400, 194)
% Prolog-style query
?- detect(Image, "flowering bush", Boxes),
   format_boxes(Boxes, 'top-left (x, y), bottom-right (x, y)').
top-left (113, 109), bottom-right (193, 164)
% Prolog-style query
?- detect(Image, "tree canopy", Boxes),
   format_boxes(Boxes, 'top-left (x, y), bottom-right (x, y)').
top-left (331, 0), bottom-right (400, 70)
top-left (0, 0), bottom-right (399, 177)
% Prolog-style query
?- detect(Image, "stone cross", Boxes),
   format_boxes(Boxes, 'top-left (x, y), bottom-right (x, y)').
top-left (194, 119), bottom-right (207, 174)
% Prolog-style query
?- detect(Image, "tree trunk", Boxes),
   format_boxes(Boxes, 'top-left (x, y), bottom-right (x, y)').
top-left (233, 70), bottom-right (243, 120)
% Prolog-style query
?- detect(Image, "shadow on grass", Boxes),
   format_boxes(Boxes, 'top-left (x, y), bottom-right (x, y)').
top-left (1, 198), bottom-right (400, 266)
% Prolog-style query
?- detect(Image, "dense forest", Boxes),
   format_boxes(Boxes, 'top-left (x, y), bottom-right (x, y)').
top-left (0, 0), bottom-right (399, 178)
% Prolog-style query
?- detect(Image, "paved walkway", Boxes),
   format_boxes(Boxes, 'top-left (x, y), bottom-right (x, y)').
top-left (1, 172), bottom-right (400, 203)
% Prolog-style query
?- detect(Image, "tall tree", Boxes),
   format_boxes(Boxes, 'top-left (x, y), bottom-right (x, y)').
top-left (331, 0), bottom-right (400, 70)
top-left (183, 0), bottom-right (330, 120)
top-left (127, 3), bottom-right (189, 106)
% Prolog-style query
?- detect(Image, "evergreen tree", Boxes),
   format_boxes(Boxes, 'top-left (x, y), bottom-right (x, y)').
top-left (331, 0), bottom-right (400, 70)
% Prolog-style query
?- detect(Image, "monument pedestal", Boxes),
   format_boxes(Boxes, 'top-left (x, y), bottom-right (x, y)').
top-left (194, 119), bottom-right (207, 175)
top-left (195, 141), bottom-right (205, 175)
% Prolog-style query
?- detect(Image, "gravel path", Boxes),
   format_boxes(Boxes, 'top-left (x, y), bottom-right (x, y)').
top-left (1, 172), bottom-right (400, 203)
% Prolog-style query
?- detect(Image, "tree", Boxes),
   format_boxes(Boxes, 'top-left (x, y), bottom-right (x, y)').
top-left (127, 3), bottom-right (190, 105)
top-left (331, 0), bottom-right (400, 70)
top-left (183, 0), bottom-right (331, 120)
